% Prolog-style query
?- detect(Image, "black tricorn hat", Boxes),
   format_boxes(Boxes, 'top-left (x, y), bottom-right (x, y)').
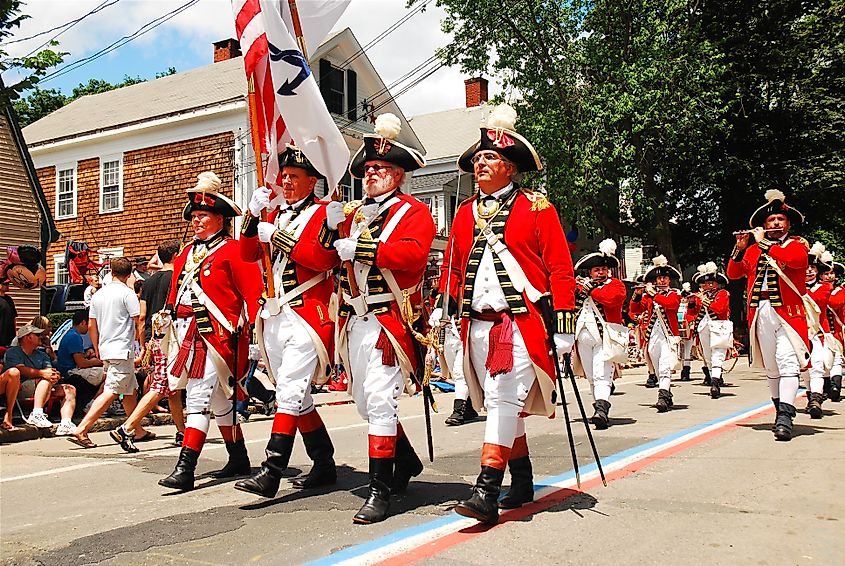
top-left (831, 261), bottom-right (845, 278)
top-left (691, 262), bottom-right (728, 285)
top-left (349, 113), bottom-right (425, 178)
top-left (182, 172), bottom-right (241, 220)
top-left (749, 188), bottom-right (804, 228)
top-left (574, 239), bottom-right (620, 270)
top-left (808, 242), bottom-right (832, 274)
top-left (458, 103), bottom-right (543, 174)
top-left (643, 255), bottom-right (682, 282)
top-left (279, 144), bottom-right (324, 180)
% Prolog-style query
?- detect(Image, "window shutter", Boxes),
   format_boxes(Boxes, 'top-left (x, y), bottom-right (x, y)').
top-left (319, 59), bottom-right (332, 102)
top-left (346, 69), bottom-right (357, 121)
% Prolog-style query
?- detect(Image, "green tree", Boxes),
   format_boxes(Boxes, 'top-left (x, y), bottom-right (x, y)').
top-left (0, 0), bottom-right (66, 103)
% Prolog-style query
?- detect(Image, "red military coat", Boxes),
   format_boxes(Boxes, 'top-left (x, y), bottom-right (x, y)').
top-left (807, 280), bottom-right (833, 334)
top-left (586, 277), bottom-right (627, 324)
top-left (726, 236), bottom-right (810, 349)
top-left (168, 237), bottom-right (263, 380)
top-left (438, 189), bottom-right (576, 417)
top-left (686, 289), bottom-right (731, 322)
top-left (829, 286), bottom-right (845, 343)
top-left (628, 289), bottom-right (682, 337)
top-left (240, 197), bottom-right (338, 360)
top-left (337, 192), bottom-right (435, 377)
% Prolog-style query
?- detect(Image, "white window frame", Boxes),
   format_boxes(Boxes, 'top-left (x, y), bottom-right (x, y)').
top-left (53, 254), bottom-right (69, 285)
top-left (99, 154), bottom-right (124, 214)
top-left (55, 163), bottom-right (77, 219)
top-left (97, 247), bottom-right (124, 281)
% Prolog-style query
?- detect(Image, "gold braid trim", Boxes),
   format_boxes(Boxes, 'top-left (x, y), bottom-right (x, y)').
top-left (556, 310), bottom-right (577, 334)
top-left (270, 229), bottom-right (296, 256)
top-left (521, 188), bottom-right (551, 211)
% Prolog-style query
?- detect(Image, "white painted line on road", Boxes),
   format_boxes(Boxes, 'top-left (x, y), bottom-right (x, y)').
top-left (0, 459), bottom-right (122, 483)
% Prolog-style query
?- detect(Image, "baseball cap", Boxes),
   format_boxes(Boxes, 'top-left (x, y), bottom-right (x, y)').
top-left (16, 324), bottom-right (45, 339)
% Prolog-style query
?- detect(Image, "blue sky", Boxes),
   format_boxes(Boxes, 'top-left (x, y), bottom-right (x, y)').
top-left (4, 0), bottom-right (500, 116)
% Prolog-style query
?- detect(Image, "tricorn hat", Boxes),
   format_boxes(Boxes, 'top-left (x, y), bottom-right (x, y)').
top-left (349, 113), bottom-right (425, 178)
top-left (831, 261), bottom-right (845, 278)
top-left (182, 172), bottom-right (241, 221)
top-left (458, 103), bottom-right (543, 174)
top-left (808, 242), bottom-right (832, 274)
top-left (643, 254), bottom-right (682, 282)
top-left (575, 239), bottom-right (620, 270)
top-left (692, 261), bottom-right (728, 285)
top-left (749, 188), bottom-right (804, 228)
top-left (279, 144), bottom-right (324, 180)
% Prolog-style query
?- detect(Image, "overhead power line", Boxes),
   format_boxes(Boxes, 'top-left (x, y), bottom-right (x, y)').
top-left (3, 0), bottom-right (120, 48)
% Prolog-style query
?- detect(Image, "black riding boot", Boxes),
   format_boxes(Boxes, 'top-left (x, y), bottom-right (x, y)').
top-left (807, 392), bottom-right (823, 419)
top-left (771, 398), bottom-right (780, 431)
top-left (498, 456), bottom-right (534, 509)
top-left (353, 457), bottom-right (393, 524)
top-left (710, 376), bottom-right (722, 399)
top-left (645, 373), bottom-right (658, 388)
top-left (830, 375), bottom-right (842, 402)
top-left (446, 398), bottom-right (478, 426)
top-left (774, 402), bottom-right (797, 441)
top-left (655, 389), bottom-right (673, 413)
top-left (159, 447), bottom-right (200, 491)
top-left (591, 399), bottom-right (611, 430)
top-left (702, 366), bottom-right (711, 386)
top-left (680, 366), bottom-right (691, 381)
top-left (392, 434), bottom-right (423, 494)
top-left (292, 426), bottom-right (337, 489)
top-left (210, 439), bottom-right (251, 478)
top-left (455, 466), bottom-right (506, 525)
top-left (234, 433), bottom-right (294, 497)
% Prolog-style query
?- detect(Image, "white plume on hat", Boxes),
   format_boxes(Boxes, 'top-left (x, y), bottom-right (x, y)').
top-left (195, 171), bottom-right (221, 193)
top-left (821, 250), bottom-right (834, 264)
top-left (652, 254), bottom-right (668, 267)
top-left (374, 113), bottom-right (401, 141)
top-left (598, 238), bottom-right (617, 256)
top-left (809, 241), bottom-right (826, 258)
top-left (486, 103), bottom-right (517, 130)
top-left (682, 282), bottom-right (691, 292)
top-left (764, 188), bottom-right (786, 203)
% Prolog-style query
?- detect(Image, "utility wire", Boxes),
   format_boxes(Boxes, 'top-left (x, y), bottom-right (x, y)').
top-left (3, 0), bottom-right (119, 47)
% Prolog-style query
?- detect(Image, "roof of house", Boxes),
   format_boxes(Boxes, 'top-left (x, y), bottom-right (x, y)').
top-left (23, 57), bottom-right (246, 146)
top-left (408, 105), bottom-right (486, 162)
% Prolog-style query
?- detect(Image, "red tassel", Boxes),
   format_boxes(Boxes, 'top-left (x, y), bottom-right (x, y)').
top-left (486, 313), bottom-right (514, 377)
top-left (170, 319), bottom-right (207, 380)
top-left (375, 329), bottom-right (398, 367)
top-left (188, 333), bottom-right (206, 379)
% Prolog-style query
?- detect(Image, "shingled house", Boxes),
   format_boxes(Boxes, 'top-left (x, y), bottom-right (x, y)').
top-left (22, 29), bottom-right (421, 284)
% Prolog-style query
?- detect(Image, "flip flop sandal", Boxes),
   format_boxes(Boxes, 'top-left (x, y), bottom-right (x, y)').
top-left (67, 434), bottom-right (97, 449)
top-left (135, 431), bottom-right (157, 442)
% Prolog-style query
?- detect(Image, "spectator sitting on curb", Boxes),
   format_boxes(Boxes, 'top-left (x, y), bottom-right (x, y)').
top-left (30, 316), bottom-right (57, 362)
top-left (56, 309), bottom-right (104, 411)
top-left (0, 362), bottom-right (21, 431)
top-left (69, 257), bottom-right (147, 448)
top-left (3, 324), bottom-right (76, 434)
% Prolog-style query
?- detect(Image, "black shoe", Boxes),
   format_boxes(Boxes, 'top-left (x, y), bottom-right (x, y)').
top-left (499, 456), bottom-right (534, 509)
top-left (830, 376), bottom-right (842, 402)
top-left (292, 425), bottom-right (336, 489)
top-left (774, 402), bottom-right (796, 441)
top-left (645, 374), bottom-right (658, 388)
top-left (174, 431), bottom-right (184, 446)
top-left (159, 447), bottom-right (200, 490)
top-left (110, 425), bottom-right (139, 453)
top-left (210, 438), bottom-right (251, 478)
top-left (655, 389), bottom-right (672, 413)
top-left (680, 366), bottom-right (691, 381)
top-left (446, 398), bottom-right (477, 426)
top-left (353, 458), bottom-right (393, 524)
top-left (590, 399), bottom-right (611, 430)
top-left (455, 466), bottom-right (505, 525)
top-left (610, 382), bottom-right (617, 396)
top-left (771, 398), bottom-right (780, 432)
top-left (392, 433), bottom-right (423, 494)
top-left (807, 392), bottom-right (823, 420)
top-left (235, 468), bottom-right (281, 497)
top-left (235, 433), bottom-right (294, 497)
top-left (710, 378), bottom-right (721, 399)
top-left (701, 366), bottom-right (711, 386)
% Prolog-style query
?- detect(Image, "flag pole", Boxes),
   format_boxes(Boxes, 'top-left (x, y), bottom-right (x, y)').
top-left (246, 76), bottom-right (276, 298)
top-left (287, 0), bottom-right (308, 58)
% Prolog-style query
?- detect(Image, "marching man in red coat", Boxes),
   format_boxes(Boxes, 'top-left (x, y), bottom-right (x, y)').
top-left (727, 189), bottom-right (810, 441)
top-left (572, 239), bottom-right (627, 429)
top-left (824, 261), bottom-right (845, 401)
top-left (801, 242), bottom-right (833, 418)
top-left (628, 255), bottom-right (682, 412)
top-left (322, 114), bottom-right (434, 524)
top-left (434, 104), bottom-right (576, 525)
top-left (688, 262), bottom-right (732, 399)
top-left (159, 173), bottom-right (263, 491)
top-left (234, 146), bottom-right (340, 498)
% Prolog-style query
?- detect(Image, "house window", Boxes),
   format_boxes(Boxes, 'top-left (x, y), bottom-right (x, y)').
top-left (56, 165), bottom-right (77, 219)
top-left (100, 157), bottom-right (123, 213)
top-left (339, 172), bottom-right (362, 202)
top-left (319, 60), bottom-right (357, 119)
top-left (97, 247), bottom-right (124, 281)
top-left (53, 255), bottom-right (69, 285)
top-left (419, 195), bottom-right (438, 225)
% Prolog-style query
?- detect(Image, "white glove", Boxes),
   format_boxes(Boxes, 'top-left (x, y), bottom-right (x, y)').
top-left (248, 344), bottom-right (262, 361)
top-left (325, 201), bottom-right (346, 230)
top-left (257, 222), bottom-right (276, 243)
top-left (428, 307), bottom-right (443, 328)
top-left (248, 186), bottom-right (273, 217)
top-left (554, 333), bottom-right (575, 357)
top-left (333, 237), bottom-right (358, 261)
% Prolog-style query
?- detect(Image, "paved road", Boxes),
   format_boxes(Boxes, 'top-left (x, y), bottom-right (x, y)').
top-left (1, 363), bottom-right (843, 565)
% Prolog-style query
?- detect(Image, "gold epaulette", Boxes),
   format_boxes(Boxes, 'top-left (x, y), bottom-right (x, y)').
top-left (790, 236), bottom-right (810, 250)
top-left (520, 188), bottom-right (551, 211)
top-left (343, 200), bottom-right (363, 215)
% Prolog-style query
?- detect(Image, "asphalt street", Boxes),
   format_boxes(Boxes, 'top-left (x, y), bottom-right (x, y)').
top-left (1, 362), bottom-right (843, 566)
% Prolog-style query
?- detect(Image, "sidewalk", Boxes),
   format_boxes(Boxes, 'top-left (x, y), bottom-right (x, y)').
top-left (0, 389), bottom-right (357, 445)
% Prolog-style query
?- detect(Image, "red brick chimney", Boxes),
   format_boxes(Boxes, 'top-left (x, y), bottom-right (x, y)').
top-left (464, 77), bottom-right (489, 108)
top-left (213, 38), bottom-right (242, 63)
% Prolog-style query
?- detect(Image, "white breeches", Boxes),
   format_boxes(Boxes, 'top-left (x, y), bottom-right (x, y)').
top-left (184, 355), bottom-right (235, 433)
top-left (647, 326), bottom-right (674, 390)
top-left (756, 302), bottom-right (801, 405)
top-left (800, 334), bottom-right (827, 393)
top-left (681, 338), bottom-right (694, 366)
top-left (444, 330), bottom-right (468, 401)
top-left (576, 328), bottom-right (613, 402)
top-left (263, 310), bottom-right (318, 416)
top-left (832, 351), bottom-right (843, 377)
top-left (698, 324), bottom-right (728, 381)
top-left (468, 319), bottom-right (536, 447)
top-left (347, 315), bottom-right (403, 437)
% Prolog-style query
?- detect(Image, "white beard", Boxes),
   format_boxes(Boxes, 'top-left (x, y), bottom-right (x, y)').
top-left (364, 174), bottom-right (399, 198)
